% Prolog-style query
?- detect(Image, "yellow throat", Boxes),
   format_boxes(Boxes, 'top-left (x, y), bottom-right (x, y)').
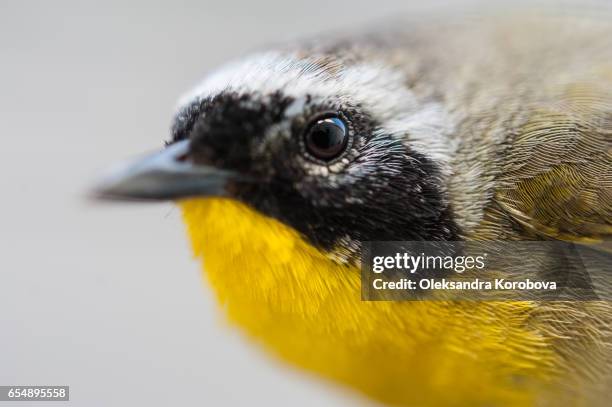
top-left (180, 197), bottom-right (558, 407)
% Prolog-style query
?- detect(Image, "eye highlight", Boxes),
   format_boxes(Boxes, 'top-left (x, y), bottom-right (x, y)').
top-left (304, 115), bottom-right (349, 161)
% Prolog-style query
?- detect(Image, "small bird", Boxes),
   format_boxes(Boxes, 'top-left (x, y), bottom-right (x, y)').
top-left (95, 10), bottom-right (612, 407)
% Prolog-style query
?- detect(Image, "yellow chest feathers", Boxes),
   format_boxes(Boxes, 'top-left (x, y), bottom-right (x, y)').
top-left (180, 198), bottom-right (559, 406)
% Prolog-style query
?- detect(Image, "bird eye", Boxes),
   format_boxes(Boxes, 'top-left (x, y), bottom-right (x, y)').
top-left (304, 115), bottom-right (348, 161)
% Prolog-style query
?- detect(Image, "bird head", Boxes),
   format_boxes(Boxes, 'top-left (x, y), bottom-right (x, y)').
top-left (96, 51), bottom-right (459, 263)
top-left (91, 39), bottom-right (594, 407)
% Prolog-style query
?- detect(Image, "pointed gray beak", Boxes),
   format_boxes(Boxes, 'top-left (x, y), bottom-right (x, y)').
top-left (92, 140), bottom-right (239, 201)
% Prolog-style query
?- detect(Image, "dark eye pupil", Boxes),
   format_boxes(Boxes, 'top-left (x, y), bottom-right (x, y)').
top-left (305, 117), bottom-right (348, 160)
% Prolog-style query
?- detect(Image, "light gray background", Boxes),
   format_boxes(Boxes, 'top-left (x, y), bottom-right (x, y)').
top-left (0, 1), bottom-right (606, 406)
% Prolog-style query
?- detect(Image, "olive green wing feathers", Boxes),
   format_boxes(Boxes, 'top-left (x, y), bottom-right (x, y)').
top-left (495, 80), bottom-right (612, 247)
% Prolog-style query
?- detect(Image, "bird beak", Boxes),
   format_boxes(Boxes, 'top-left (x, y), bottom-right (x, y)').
top-left (92, 139), bottom-right (238, 201)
